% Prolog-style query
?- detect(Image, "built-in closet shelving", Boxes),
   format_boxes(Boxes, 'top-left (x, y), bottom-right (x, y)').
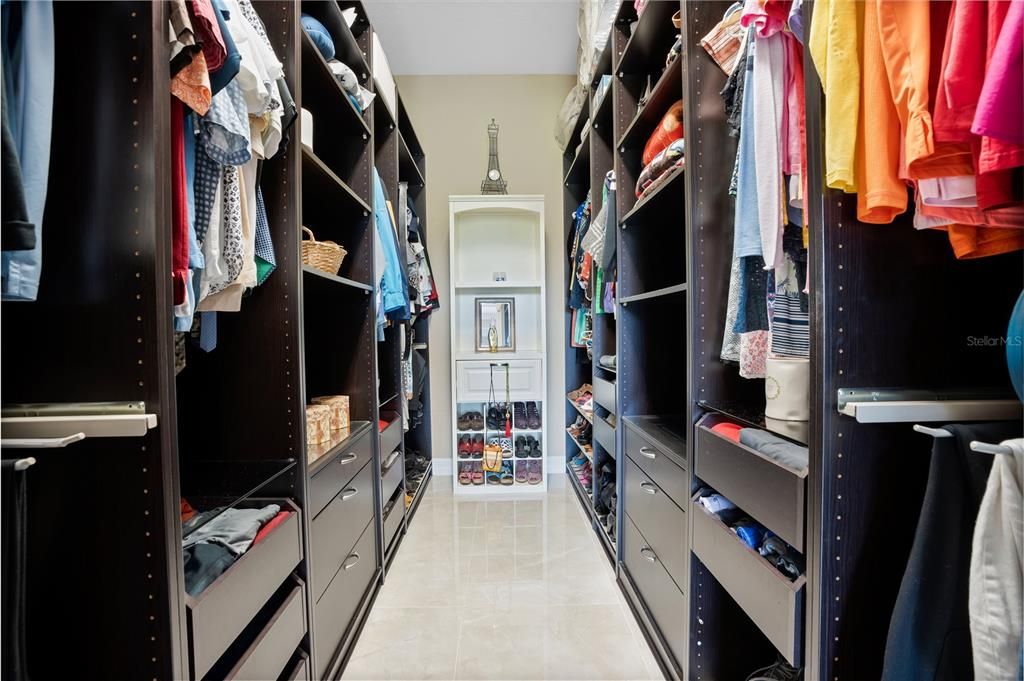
top-left (563, 3), bottom-right (1024, 681)
top-left (0, 2), bottom-right (432, 679)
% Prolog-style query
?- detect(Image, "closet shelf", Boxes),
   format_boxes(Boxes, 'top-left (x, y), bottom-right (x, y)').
top-left (699, 400), bottom-right (809, 446)
top-left (405, 461), bottom-right (432, 519)
top-left (590, 38), bottom-right (613, 87)
top-left (619, 283), bottom-right (687, 305)
top-left (300, 29), bottom-right (370, 139)
top-left (838, 398), bottom-right (1022, 424)
top-left (564, 133), bottom-right (591, 187)
top-left (398, 134), bottom-right (425, 188)
top-left (379, 393), bottom-right (400, 409)
top-left (301, 1), bottom-right (371, 87)
top-left (617, 55), bottom-right (683, 153)
top-left (620, 164), bottom-right (685, 227)
top-left (302, 265), bottom-right (373, 293)
top-left (301, 146), bottom-right (372, 216)
top-left (0, 413), bottom-right (157, 440)
top-left (307, 421), bottom-right (373, 475)
top-left (615, 1), bottom-right (680, 76)
top-left (566, 95), bottom-right (591, 161)
top-left (567, 396), bottom-right (594, 424)
top-left (397, 95), bottom-right (425, 158)
top-left (374, 95), bottom-right (397, 139)
top-left (454, 350), bottom-right (545, 361)
top-left (567, 430), bottom-right (593, 462)
top-left (453, 281), bottom-right (542, 289)
top-left (592, 83), bottom-right (614, 140)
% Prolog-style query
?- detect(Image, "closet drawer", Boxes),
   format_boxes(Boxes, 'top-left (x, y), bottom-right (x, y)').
top-left (695, 414), bottom-right (807, 551)
top-left (621, 514), bottom-right (687, 668)
top-left (624, 422), bottom-right (687, 509)
top-left (623, 457), bottom-right (686, 589)
top-left (455, 359), bottom-right (543, 401)
top-left (383, 498), bottom-right (404, 551)
top-left (379, 414), bottom-right (403, 459)
top-left (281, 650), bottom-right (310, 681)
top-left (311, 460), bottom-right (375, 601)
top-left (381, 449), bottom-right (404, 503)
top-left (593, 376), bottom-right (616, 413)
top-left (224, 583), bottom-right (306, 681)
top-left (692, 503), bottom-right (805, 666)
top-left (314, 520), bottom-right (377, 680)
top-left (593, 414), bottom-right (615, 455)
top-left (187, 502), bottom-right (303, 680)
top-left (309, 428), bottom-right (373, 518)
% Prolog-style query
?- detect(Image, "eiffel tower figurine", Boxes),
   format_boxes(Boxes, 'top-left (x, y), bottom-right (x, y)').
top-left (480, 118), bottom-right (508, 195)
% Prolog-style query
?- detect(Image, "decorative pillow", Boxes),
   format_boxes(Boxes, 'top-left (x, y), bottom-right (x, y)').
top-left (642, 100), bottom-right (684, 166)
top-left (301, 14), bottom-right (335, 61)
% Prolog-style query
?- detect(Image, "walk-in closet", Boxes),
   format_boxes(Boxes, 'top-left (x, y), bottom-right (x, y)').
top-left (2, 1), bottom-right (1021, 680)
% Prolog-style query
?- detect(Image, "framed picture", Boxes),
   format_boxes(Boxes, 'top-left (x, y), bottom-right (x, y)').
top-left (475, 298), bottom-right (515, 352)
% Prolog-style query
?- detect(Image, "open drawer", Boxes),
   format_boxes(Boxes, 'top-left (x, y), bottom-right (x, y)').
top-left (221, 579), bottom-right (307, 680)
top-left (381, 449), bottom-right (404, 503)
top-left (691, 502), bottom-right (805, 666)
top-left (695, 413), bottom-right (807, 551)
top-left (380, 414), bottom-right (403, 460)
top-left (593, 375), bottom-right (616, 413)
top-left (593, 413), bottom-right (615, 455)
top-left (186, 499), bottom-right (303, 680)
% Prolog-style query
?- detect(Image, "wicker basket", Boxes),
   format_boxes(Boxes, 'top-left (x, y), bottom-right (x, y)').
top-left (301, 226), bottom-right (347, 275)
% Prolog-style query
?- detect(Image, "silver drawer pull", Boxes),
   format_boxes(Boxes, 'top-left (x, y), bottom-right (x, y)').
top-left (639, 447), bottom-right (657, 459)
top-left (640, 547), bottom-right (657, 562)
top-left (341, 488), bottom-right (359, 501)
top-left (343, 553), bottom-right (361, 570)
top-left (640, 482), bottom-right (658, 495)
top-left (339, 453), bottom-right (358, 464)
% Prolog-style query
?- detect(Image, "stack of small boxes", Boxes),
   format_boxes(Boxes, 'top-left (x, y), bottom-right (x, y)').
top-left (306, 395), bottom-right (351, 463)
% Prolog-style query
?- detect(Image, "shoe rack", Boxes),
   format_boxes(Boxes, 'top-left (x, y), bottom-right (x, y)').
top-left (448, 196), bottom-right (548, 495)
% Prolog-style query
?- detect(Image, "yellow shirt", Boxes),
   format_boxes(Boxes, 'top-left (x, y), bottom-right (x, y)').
top-left (808, 0), bottom-right (861, 193)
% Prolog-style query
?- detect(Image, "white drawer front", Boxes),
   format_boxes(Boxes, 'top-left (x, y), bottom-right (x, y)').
top-left (456, 360), bottom-right (543, 401)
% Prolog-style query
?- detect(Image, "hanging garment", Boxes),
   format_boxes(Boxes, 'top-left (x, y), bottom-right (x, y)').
top-left (721, 256), bottom-right (743, 362)
top-left (701, 2), bottom-right (745, 75)
top-left (1, 0), bottom-right (54, 301)
top-left (601, 171), bottom-right (617, 271)
top-left (1, 79), bottom-right (34, 252)
top-left (172, 100), bottom-right (190, 307)
top-left (969, 438), bottom-right (1024, 681)
top-left (254, 184), bottom-right (275, 284)
top-left (751, 28), bottom-right (786, 269)
top-left (972, 1), bottom-right (1023, 145)
top-left (882, 422), bottom-right (1020, 681)
top-left (373, 169), bottom-right (408, 318)
top-left (188, 0), bottom-right (227, 72)
top-left (807, 0), bottom-right (860, 192)
top-left (208, 0), bottom-right (241, 95)
top-left (733, 40), bottom-right (761, 260)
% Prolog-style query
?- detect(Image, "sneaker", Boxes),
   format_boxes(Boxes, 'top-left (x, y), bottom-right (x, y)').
top-left (745, 657), bottom-right (803, 681)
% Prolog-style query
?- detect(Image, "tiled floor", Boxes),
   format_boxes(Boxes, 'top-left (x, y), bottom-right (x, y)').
top-left (342, 476), bottom-right (663, 680)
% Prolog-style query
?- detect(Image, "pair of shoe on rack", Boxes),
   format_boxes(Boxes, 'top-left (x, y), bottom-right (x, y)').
top-left (567, 416), bottom-right (592, 444)
top-left (486, 436), bottom-right (514, 458)
top-left (569, 451), bottom-right (590, 470)
top-left (567, 384), bottom-right (593, 414)
top-left (514, 460), bottom-right (543, 484)
top-left (745, 655), bottom-right (803, 681)
top-left (485, 461), bottom-right (516, 486)
top-left (576, 460), bottom-right (593, 487)
top-left (457, 462), bottom-right (484, 486)
top-left (457, 411), bottom-right (485, 431)
top-left (512, 401), bottom-right (542, 429)
top-left (457, 434), bottom-right (484, 459)
top-left (515, 435), bottom-right (543, 458)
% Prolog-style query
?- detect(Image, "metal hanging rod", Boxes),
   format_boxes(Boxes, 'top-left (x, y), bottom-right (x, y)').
top-left (837, 388), bottom-right (1021, 424)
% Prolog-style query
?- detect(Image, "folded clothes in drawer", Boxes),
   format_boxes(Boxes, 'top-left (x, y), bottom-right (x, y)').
top-left (691, 501), bottom-right (805, 666)
top-left (695, 413), bottom-right (807, 551)
top-left (183, 499), bottom-right (303, 680)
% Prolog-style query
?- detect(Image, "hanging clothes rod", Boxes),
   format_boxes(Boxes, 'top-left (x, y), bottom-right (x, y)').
top-left (1, 402), bottom-right (157, 441)
top-left (837, 387), bottom-right (1021, 424)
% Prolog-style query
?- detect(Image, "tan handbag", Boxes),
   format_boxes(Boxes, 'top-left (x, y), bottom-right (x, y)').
top-left (482, 444), bottom-right (503, 472)
top-left (764, 357), bottom-right (810, 421)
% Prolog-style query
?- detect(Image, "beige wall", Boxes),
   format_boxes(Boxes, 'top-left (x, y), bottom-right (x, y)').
top-left (397, 74), bottom-right (575, 470)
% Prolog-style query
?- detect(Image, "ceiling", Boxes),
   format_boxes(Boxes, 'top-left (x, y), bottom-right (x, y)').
top-left (364, 0), bottom-right (580, 75)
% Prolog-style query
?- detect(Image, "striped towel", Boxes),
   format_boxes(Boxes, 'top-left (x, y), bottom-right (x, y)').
top-left (701, 4), bottom-right (745, 76)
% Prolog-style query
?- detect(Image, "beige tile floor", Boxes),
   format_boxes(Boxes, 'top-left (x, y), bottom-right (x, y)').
top-left (342, 476), bottom-right (664, 681)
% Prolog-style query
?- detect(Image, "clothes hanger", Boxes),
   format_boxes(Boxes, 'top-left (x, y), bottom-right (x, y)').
top-left (912, 424), bottom-right (1017, 455)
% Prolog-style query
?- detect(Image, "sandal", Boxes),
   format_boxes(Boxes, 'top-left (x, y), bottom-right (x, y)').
top-left (472, 467), bottom-right (484, 485)
top-left (499, 462), bottom-right (514, 486)
top-left (457, 412), bottom-right (472, 430)
top-left (515, 462), bottom-right (528, 483)
top-left (458, 464), bottom-right (472, 485)
top-left (513, 402), bottom-right (527, 429)
top-left (469, 411), bottom-right (484, 431)
top-left (526, 402), bottom-right (541, 429)
top-left (567, 384), bottom-right (593, 402)
top-left (500, 437), bottom-right (513, 458)
top-left (527, 461), bottom-right (542, 485)
top-left (486, 470), bottom-right (501, 485)
top-left (672, 10), bottom-right (681, 29)
top-left (458, 434), bottom-right (472, 458)
top-left (471, 435), bottom-right (484, 459)
top-left (528, 436), bottom-right (542, 459)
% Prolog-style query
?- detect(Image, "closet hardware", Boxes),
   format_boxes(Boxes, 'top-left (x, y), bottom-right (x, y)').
top-left (640, 482), bottom-right (658, 494)
top-left (640, 547), bottom-right (658, 562)
top-left (1, 432), bottom-right (86, 449)
top-left (969, 440), bottom-right (1017, 456)
top-left (836, 387), bottom-right (1021, 423)
top-left (639, 446), bottom-right (657, 459)
top-left (340, 453), bottom-right (358, 464)
top-left (342, 553), bottom-right (360, 570)
top-left (0, 413), bottom-right (158, 439)
top-left (911, 424), bottom-right (953, 438)
top-left (340, 488), bottom-right (359, 501)
top-left (12, 457), bottom-right (36, 471)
